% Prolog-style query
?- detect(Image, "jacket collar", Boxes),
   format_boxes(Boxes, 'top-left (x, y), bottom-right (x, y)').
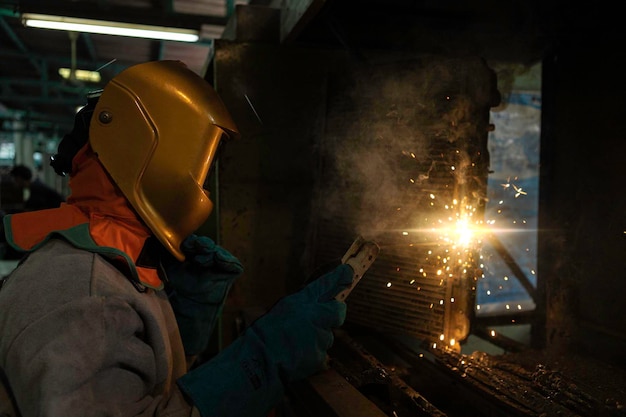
top-left (5, 144), bottom-right (163, 290)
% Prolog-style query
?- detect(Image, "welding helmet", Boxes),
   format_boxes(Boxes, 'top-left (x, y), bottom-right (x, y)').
top-left (89, 60), bottom-right (239, 261)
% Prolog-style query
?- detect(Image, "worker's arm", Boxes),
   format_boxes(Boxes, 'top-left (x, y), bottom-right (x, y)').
top-left (0, 241), bottom-right (199, 417)
top-left (1, 294), bottom-right (197, 417)
top-left (177, 263), bottom-right (354, 417)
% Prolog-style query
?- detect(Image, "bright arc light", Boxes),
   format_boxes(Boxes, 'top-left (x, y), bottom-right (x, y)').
top-left (455, 218), bottom-right (473, 247)
top-left (58, 68), bottom-right (101, 83)
top-left (23, 14), bottom-right (199, 42)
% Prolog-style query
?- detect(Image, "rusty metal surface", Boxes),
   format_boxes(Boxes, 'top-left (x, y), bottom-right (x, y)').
top-left (291, 325), bottom-right (625, 417)
top-left (338, 326), bottom-right (626, 417)
top-left (330, 329), bottom-right (448, 417)
top-left (430, 350), bottom-right (626, 417)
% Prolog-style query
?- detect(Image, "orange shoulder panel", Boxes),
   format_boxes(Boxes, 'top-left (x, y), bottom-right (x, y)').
top-left (8, 204), bottom-right (89, 250)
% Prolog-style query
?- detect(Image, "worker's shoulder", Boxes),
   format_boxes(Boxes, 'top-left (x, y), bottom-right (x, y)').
top-left (0, 238), bottom-right (155, 343)
top-left (0, 240), bottom-right (101, 350)
top-left (2, 239), bottom-right (93, 296)
top-left (0, 238), bottom-right (137, 304)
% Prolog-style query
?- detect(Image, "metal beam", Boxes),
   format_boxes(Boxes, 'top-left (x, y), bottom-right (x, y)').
top-left (0, 49), bottom-right (130, 76)
top-left (80, 33), bottom-right (97, 63)
top-left (0, 96), bottom-right (86, 107)
top-left (0, 109), bottom-right (73, 131)
top-left (280, 0), bottom-right (327, 43)
top-left (485, 233), bottom-right (537, 302)
top-left (0, 77), bottom-right (94, 93)
top-left (0, 16), bottom-right (42, 74)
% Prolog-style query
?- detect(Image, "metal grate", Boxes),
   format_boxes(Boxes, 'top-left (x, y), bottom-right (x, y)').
top-left (312, 55), bottom-right (498, 352)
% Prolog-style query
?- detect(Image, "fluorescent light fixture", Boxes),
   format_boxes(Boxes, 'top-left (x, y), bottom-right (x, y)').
top-left (58, 68), bottom-right (102, 83)
top-left (22, 13), bottom-right (199, 42)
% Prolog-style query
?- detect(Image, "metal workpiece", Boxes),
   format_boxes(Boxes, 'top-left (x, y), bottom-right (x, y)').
top-left (288, 368), bottom-right (389, 417)
top-left (336, 236), bottom-right (380, 302)
top-left (310, 56), bottom-right (495, 354)
top-left (330, 328), bottom-right (449, 417)
top-left (329, 326), bottom-right (625, 417)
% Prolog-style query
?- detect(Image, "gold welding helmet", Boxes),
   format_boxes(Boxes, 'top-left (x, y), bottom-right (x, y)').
top-left (89, 60), bottom-right (239, 261)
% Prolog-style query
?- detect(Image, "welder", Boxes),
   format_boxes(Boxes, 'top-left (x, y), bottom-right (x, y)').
top-left (0, 60), bottom-right (353, 416)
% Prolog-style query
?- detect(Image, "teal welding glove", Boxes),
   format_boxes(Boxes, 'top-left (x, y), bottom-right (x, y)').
top-left (164, 234), bottom-right (244, 356)
top-left (177, 263), bottom-right (354, 417)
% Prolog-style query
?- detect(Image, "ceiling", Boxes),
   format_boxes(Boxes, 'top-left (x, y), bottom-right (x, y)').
top-left (0, 0), bottom-right (617, 138)
top-left (0, 0), bottom-right (266, 135)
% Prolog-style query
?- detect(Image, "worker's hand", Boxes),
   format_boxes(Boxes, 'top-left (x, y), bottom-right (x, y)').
top-left (163, 234), bottom-right (244, 355)
top-left (250, 263), bottom-right (354, 382)
top-left (177, 263), bottom-right (353, 417)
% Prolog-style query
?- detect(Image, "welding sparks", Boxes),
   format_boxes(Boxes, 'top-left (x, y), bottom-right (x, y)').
top-left (455, 218), bottom-right (474, 246)
top-left (95, 58), bottom-right (117, 72)
top-left (391, 159), bottom-right (536, 351)
top-left (512, 184), bottom-right (527, 198)
top-left (500, 177), bottom-right (528, 198)
top-left (244, 94), bottom-right (263, 124)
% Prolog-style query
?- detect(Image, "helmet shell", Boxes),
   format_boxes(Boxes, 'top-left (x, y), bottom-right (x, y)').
top-left (90, 60), bottom-right (239, 261)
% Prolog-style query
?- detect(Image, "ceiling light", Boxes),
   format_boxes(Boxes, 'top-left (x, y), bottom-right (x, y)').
top-left (58, 68), bottom-right (101, 83)
top-left (22, 13), bottom-right (199, 42)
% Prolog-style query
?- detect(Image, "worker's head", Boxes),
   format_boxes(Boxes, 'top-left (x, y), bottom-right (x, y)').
top-left (9, 164), bottom-right (33, 188)
top-left (52, 60), bottom-right (239, 261)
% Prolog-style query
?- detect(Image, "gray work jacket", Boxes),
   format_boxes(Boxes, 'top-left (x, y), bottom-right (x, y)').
top-left (0, 238), bottom-right (201, 416)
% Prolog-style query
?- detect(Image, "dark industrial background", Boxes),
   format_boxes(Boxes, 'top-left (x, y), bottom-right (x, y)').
top-left (1, 1), bottom-right (626, 416)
